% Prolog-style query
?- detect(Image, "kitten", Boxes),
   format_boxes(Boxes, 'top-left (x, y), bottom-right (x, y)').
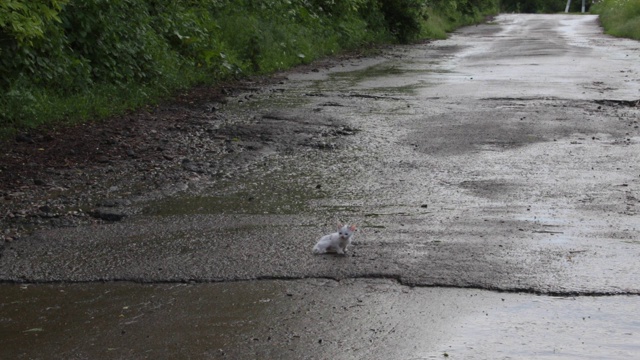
top-left (313, 222), bottom-right (357, 255)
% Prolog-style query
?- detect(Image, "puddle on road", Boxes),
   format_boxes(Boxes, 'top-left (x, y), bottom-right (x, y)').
top-left (327, 62), bottom-right (449, 81)
top-left (310, 61), bottom-right (447, 95)
top-left (1, 280), bottom-right (638, 359)
top-left (0, 281), bottom-right (286, 359)
top-left (142, 155), bottom-right (338, 217)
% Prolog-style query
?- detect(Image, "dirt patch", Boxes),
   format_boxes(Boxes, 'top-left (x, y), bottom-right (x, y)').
top-left (0, 53), bottom-right (369, 243)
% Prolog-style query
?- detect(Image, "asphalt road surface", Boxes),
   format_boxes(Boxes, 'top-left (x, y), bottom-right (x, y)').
top-left (2, 14), bottom-right (639, 359)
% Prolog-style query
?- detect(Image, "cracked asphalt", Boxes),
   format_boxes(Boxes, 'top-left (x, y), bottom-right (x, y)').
top-left (2, 14), bottom-right (640, 359)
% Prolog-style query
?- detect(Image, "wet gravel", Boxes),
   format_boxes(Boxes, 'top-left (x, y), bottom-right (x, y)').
top-left (0, 61), bottom-right (366, 244)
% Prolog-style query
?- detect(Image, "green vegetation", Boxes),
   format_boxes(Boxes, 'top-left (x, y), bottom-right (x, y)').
top-left (0, 0), bottom-right (499, 137)
top-left (592, 0), bottom-right (640, 40)
top-left (499, 0), bottom-right (593, 13)
top-left (500, 0), bottom-right (566, 13)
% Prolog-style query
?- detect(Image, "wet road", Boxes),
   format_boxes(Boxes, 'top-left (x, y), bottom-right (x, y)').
top-left (3, 280), bottom-right (639, 359)
top-left (2, 14), bottom-right (640, 359)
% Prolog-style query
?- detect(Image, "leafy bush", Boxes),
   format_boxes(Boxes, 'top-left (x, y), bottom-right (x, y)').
top-left (61, 0), bottom-right (166, 86)
top-left (378, 0), bottom-right (427, 43)
top-left (0, 0), bottom-right (67, 45)
top-left (0, 0), bottom-right (499, 135)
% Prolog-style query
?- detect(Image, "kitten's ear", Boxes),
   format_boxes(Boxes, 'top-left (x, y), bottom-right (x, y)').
top-left (336, 220), bottom-right (343, 229)
top-left (349, 224), bottom-right (357, 231)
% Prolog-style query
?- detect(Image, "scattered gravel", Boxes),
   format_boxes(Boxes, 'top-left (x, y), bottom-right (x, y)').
top-left (0, 59), bottom-right (364, 243)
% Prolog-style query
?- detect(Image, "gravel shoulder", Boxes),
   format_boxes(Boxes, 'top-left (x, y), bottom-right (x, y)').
top-left (0, 54), bottom-right (370, 242)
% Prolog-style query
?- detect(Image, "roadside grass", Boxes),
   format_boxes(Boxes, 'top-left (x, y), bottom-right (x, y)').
top-left (0, 68), bottom-right (194, 139)
top-left (592, 0), bottom-right (640, 40)
top-left (421, 9), bottom-right (450, 39)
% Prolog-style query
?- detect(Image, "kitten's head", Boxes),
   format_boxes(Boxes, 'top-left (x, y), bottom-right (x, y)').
top-left (337, 223), bottom-right (357, 239)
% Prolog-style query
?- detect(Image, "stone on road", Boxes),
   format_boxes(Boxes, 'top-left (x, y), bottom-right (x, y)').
top-left (1, 14), bottom-right (639, 359)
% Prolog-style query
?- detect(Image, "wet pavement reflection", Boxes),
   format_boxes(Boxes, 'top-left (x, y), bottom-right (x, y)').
top-left (2, 280), bottom-right (638, 359)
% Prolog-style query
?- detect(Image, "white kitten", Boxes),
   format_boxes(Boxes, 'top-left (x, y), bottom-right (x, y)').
top-left (313, 222), bottom-right (357, 255)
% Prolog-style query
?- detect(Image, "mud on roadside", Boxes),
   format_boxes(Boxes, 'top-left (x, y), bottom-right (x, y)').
top-left (0, 53), bottom-right (375, 244)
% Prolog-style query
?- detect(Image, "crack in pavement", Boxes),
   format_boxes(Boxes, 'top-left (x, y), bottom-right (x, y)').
top-left (3, 275), bottom-right (639, 297)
